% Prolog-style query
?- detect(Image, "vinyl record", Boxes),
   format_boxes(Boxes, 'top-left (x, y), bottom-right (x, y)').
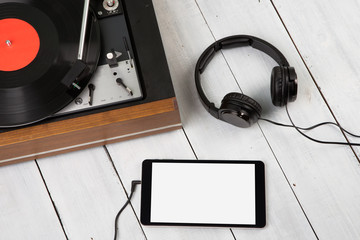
top-left (0, 0), bottom-right (100, 127)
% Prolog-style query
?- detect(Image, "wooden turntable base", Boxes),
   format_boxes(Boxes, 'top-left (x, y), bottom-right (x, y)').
top-left (0, 98), bottom-right (181, 166)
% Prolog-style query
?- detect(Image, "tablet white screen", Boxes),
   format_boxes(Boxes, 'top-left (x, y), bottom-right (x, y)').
top-left (150, 162), bottom-right (256, 225)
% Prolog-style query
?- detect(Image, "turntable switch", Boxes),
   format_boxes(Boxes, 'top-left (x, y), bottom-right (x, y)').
top-left (97, 0), bottom-right (122, 18)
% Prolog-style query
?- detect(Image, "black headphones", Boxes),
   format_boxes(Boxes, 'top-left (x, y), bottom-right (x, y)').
top-left (195, 35), bottom-right (298, 128)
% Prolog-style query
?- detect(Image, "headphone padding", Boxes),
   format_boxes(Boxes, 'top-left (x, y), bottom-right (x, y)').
top-left (222, 93), bottom-right (262, 116)
top-left (271, 66), bottom-right (286, 107)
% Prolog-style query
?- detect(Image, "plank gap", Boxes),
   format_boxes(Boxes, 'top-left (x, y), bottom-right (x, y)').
top-left (103, 145), bottom-right (148, 240)
top-left (182, 127), bottom-right (199, 160)
top-left (194, 0), bottom-right (245, 95)
top-left (182, 123), bottom-right (241, 240)
top-left (269, 0), bottom-right (360, 164)
top-left (192, 1), bottom-right (318, 237)
top-left (257, 123), bottom-right (319, 240)
top-left (230, 228), bottom-right (237, 240)
top-left (35, 160), bottom-right (69, 240)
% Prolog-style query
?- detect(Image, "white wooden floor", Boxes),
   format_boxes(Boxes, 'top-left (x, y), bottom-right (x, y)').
top-left (2, 0), bottom-right (360, 239)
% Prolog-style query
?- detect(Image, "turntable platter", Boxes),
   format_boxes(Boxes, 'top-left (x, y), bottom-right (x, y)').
top-left (0, 0), bottom-right (100, 127)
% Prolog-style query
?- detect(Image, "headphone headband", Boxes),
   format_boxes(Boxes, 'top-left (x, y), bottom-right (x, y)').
top-left (195, 35), bottom-right (290, 118)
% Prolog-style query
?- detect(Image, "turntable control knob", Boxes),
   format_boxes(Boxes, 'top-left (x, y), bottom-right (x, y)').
top-left (103, 0), bottom-right (119, 11)
top-left (106, 0), bottom-right (115, 7)
top-left (107, 52), bottom-right (114, 60)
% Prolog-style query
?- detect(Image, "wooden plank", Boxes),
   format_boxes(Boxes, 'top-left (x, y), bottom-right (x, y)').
top-left (108, 0), bottom-right (316, 239)
top-left (0, 161), bottom-right (65, 240)
top-left (195, 0), bottom-right (360, 239)
top-left (106, 129), bottom-right (236, 240)
top-left (4, 1), bottom-right (360, 240)
top-left (271, 0), bottom-right (360, 239)
top-left (270, 0), bottom-right (360, 145)
top-left (36, 147), bottom-right (146, 240)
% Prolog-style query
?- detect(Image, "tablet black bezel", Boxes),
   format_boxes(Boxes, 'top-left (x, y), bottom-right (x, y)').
top-left (140, 159), bottom-right (266, 228)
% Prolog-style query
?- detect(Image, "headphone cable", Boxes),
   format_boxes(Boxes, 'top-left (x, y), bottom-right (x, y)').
top-left (113, 180), bottom-right (141, 240)
top-left (259, 106), bottom-right (360, 146)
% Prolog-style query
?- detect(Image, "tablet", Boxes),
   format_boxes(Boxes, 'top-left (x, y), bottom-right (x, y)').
top-left (140, 159), bottom-right (265, 228)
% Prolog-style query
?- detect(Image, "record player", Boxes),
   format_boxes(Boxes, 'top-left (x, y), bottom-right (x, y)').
top-left (0, 0), bottom-right (181, 165)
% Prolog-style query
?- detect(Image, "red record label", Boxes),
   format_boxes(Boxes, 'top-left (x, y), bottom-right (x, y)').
top-left (0, 18), bottom-right (40, 72)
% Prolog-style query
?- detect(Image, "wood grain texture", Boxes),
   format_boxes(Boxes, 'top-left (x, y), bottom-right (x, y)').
top-left (0, 124), bottom-right (182, 167)
top-left (0, 161), bottom-right (65, 240)
top-left (0, 98), bottom-right (181, 165)
top-left (271, 0), bottom-right (360, 145)
top-left (268, 1), bottom-right (360, 239)
top-left (107, 130), bottom-right (236, 240)
top-left (195, 0), bottom-right (360, 239)
top-left (113, 0), bottom-right (316, 239)
top-left (36, 147), bottom-right (146, 240)
top-left (2, 0), bottom-right (360, 239)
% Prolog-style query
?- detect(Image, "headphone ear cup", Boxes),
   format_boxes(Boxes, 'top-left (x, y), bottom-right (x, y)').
top-left (219, 93), bottom-right (262, 128)
top-left (271, 66), bottom-right (298, 107)
top-left (271, 66), bottom-right (287, 107)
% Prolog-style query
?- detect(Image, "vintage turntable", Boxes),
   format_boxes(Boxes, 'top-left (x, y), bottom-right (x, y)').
top-left (0, 0), bottom-right (181, 165)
